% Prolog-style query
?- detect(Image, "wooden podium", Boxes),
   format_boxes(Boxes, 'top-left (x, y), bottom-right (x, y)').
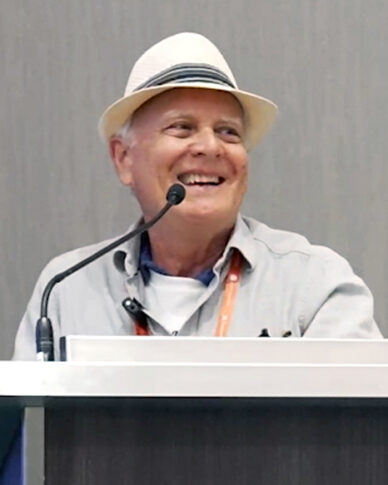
top-left (2, 338), bottom-right (388, 485)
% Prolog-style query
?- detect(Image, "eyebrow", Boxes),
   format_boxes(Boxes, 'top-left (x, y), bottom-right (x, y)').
top-left (162, 111), bottom-right (244, 127)
top-left (216, 116), bottom-right (244, 127)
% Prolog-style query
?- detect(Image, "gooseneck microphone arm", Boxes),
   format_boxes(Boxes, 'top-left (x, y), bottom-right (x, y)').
top-left (36, 183), bottom-right (186, 361)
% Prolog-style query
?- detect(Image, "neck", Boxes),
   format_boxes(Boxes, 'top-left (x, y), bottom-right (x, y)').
top-left (147, 216), bottom-right (235, 278)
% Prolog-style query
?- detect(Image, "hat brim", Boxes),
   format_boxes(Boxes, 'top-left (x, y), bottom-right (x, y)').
top-left (98, 83), bottom-right (278, 151)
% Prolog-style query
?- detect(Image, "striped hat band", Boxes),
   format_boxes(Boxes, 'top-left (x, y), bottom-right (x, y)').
top-left (134, 63), bottom-right (236, 91)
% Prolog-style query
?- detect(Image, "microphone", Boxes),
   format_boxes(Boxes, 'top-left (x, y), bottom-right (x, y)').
top-left (35, 183), bottom-right (186, 361)
top-left (166, 183), bottom-right (185, 205)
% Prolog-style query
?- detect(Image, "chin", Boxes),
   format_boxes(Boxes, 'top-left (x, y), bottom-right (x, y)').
top-left (177, 205), bottom-right (237, 227)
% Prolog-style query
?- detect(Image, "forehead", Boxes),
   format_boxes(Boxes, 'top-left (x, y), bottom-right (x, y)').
top-left (131, 88), bottom-right (244, 126)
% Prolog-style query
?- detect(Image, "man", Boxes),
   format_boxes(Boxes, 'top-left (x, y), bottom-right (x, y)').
top-left (13, 32), bottom-right (382, 360)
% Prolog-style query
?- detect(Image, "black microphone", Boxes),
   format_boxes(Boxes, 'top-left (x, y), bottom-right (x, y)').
top-left (166, 183), bottom-right (185, 205)
top-left (35, 183), bottom-right (186, 361)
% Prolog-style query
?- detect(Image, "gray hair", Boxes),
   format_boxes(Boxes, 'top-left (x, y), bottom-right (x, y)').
top-left (112, 117), bottom-right (136, 146)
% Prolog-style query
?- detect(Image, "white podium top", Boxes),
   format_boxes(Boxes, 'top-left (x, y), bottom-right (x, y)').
top-left (3, 338), bottom-right (388, 400)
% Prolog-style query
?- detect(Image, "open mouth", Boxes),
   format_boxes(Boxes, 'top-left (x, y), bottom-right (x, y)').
top-left (177, 173), bottom-right (225, 187)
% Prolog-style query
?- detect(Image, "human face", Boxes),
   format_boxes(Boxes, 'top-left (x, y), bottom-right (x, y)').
top-left (113, 88), bottom-right (248, 228)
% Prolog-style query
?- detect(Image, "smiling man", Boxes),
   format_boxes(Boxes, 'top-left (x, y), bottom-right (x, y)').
top-left (110, 88), bottom-right (247, 279)
top-left (13, 33), bottom-right (382, 360)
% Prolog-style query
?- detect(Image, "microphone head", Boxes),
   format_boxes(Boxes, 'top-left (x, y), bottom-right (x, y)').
top-left (166, 184), bottom-right (186, 205)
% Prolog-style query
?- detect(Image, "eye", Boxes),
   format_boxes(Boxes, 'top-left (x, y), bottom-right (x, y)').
top-left (164, 121), bottom-right (193, 137)
top-left (216, 126), bottom-right (243, 143)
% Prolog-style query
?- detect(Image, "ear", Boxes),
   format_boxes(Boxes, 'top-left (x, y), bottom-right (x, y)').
top-left (109, 137), bottom-right (134, 187)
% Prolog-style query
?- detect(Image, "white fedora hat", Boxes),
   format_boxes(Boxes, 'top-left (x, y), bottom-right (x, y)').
top-left (98, 32), bottom-right (278, 151)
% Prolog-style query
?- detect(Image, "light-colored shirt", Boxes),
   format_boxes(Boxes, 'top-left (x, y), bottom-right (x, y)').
top-left (12, 214), bottom-right (383, 360)
top-left (144, 270), bottom-right (206, 334)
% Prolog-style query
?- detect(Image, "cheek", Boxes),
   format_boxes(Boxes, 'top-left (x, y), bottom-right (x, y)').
top-left (239, 170), bottom-right (248, 197)
top-left (132, 139), bottom-right (182, 177)
top-left (234, 151), bottom-right (249, 181)
top-left (128, 146), bottom-right (158, 189)
top-left (234, 154), bottom-right (248, 198)
top-left (229, 144), bottom-right (248, 168)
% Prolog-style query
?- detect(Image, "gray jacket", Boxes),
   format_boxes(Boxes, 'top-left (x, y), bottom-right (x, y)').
top-left (12, 215), bottom-right (382, 360)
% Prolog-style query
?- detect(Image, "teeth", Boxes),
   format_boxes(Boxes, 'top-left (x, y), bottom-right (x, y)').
top-left (178, 174), bottom-right (221, 185)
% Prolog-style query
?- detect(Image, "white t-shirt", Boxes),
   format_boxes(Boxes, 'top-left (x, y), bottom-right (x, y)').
top-left (143, 269), bottom-right (206, 334)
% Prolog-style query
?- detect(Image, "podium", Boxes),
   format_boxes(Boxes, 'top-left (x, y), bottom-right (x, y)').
top-left (2, 337), bottom-right (388, 484)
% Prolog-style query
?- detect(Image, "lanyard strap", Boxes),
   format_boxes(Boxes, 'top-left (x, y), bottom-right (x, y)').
top-left (134, 250), bottom-right (244, 337)
top-left (214, 250), bottom-right (243, 337)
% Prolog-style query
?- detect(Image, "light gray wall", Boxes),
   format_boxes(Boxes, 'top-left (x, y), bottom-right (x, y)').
top-left (1, 0), bottom-right (387, 358)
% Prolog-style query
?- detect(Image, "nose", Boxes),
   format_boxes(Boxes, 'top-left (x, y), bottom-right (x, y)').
top-left (189, 128), bottom-right (222, 159)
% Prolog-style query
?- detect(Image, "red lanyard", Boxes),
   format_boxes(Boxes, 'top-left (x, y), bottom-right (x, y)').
top-left (134, 251), bottom-right (243, 337)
